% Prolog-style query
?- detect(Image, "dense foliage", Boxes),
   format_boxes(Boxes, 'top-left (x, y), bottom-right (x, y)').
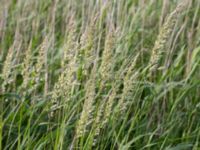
top-left (0, 0), bottom-right (200, 149)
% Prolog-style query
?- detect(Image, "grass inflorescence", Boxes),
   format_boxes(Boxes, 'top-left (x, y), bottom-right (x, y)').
top-left (1, 0), bottom-right (200, 149)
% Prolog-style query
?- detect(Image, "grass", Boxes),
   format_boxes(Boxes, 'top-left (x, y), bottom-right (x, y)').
top-left (0, 0), bottom-right (200, 149)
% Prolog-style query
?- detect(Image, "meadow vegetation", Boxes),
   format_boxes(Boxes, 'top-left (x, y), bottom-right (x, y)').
top-left (0, 0), bottom-right (200, 149)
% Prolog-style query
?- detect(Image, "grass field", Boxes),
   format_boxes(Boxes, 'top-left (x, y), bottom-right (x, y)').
top-left (0, 0), bottom-right (200, 149)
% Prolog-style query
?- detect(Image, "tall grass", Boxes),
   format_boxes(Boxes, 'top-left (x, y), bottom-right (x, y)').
top-left (0, 0), bottom-right (200, 149)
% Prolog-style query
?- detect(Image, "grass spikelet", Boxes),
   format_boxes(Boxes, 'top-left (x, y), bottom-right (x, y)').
top-left (92, 99), bottom-right (106, 146)
top-left (21, 40), bottom-right (32, 90)
top-left (92, 26), bottom-right (116, 144)
top-left (99, 26), bottom-right (115, 82)
top-left (102, 88), bottom-right (116, 126)
top-left (0, 45), bottom-right (14, 150)
top-left (33, 36), bottom-right (48, 89)
top-left (148, 0), bottom-right (189, 76)
top-left (1, 41), bottom-right (15, 150)
top-left (51, 19), bottom-right (78, 116)
top-left (75, 18), bottom-right (100, 144)
top-left (50, 73), bottom-right (65, 115)
top-left (76, 72), bottom-right (96, 138)
top-left (80, 19), bottom-right (97, 77)
top-left (117, 53), bottom-right (140, 114)
top-left (75, 18), bottom-right (98, 135)
top-left (2, 46), bottom-right (14, 92)
top-left (61, 18), bottom-right (77, 68)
